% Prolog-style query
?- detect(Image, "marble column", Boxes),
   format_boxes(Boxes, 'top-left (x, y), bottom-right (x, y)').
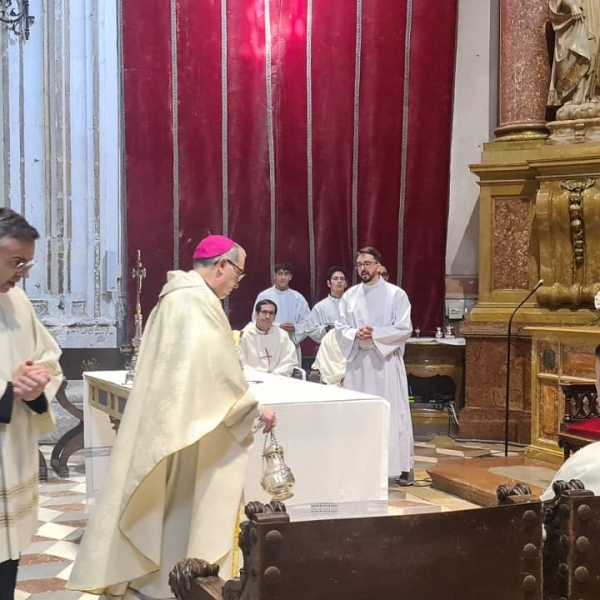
top-left (495, 0), bottom-right (550, 139)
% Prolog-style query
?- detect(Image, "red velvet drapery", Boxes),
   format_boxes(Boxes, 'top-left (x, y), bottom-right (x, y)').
top-left (124, 0), bottom-right (458, 335)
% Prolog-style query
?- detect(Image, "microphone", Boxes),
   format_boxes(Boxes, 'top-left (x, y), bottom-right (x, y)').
top-left (504, 279), bottom-right (544, 457)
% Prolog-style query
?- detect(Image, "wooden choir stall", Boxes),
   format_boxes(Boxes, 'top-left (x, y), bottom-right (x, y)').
top-left (169, 484), bottom-right (600, 600)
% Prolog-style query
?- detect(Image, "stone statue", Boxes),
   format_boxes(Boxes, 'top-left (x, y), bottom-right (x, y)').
top-left (548, 0), bottom-right (600, 119)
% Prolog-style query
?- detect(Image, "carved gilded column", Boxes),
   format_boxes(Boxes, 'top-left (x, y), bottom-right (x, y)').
top-left (495, 0), bottom-right (550, 140)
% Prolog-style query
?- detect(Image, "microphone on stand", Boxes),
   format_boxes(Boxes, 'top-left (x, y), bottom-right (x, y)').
top-left (504, 279), bottom-right (545, 457)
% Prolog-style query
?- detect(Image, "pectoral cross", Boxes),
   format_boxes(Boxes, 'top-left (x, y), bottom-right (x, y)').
top-left (260, 348), bottom-right (273, 370)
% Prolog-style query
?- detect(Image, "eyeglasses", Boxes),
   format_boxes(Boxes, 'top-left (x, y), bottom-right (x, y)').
top-left (226, 259), bottom-right (245, 281)
top-left (356, 261), bottom-right (376, 269)
top-left (13, 258), bottom-right (37, 273)
top-left (258, 310), bottom-right (276, 317)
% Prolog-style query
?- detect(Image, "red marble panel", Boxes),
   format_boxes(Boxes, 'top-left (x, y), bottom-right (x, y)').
top-left (498, 0), bottom-right (549, 131)
top-left (562, 345), bottom-right (597, 378)
top-left (493, 198), bottom-right (532, 290)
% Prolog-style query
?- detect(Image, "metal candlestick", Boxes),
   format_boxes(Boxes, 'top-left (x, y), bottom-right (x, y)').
top-left (124, 250), bottom-right (146, 385)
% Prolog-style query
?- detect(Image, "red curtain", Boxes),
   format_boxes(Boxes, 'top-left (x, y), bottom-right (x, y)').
top-left (124, 0), bottom-right (458, 335)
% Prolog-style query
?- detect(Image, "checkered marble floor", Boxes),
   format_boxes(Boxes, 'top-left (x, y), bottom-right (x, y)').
top-left (16, 448), bottom-right (93, 600)
top-left (18, 437), bottom-right (535, 598)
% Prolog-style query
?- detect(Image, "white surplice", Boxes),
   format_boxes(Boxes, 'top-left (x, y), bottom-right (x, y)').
top-left (68, 270), bottom-right (260, 599)
top-left (311, 329), bottom-right (346, 385)
top-left (336, 278), bottom-right (414, 476)
top-left (252, 287), bottom-right (310, 363)
top-left (307, 295), bottom-right (341, 342)
top-left (0, 286), bottom-right (63, 562)
top-left (239, 322), bottom-right (298, 376)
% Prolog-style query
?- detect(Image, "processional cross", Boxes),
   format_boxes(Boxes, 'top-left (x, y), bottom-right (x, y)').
top-left (124, 250), bottom-right (146, 385)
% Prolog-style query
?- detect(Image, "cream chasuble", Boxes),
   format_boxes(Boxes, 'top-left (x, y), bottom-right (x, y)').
top-left (239, 322), bottom-right (297, 376)
top-left (68, 271), bottom-right (260, 599)
top-left (0, 286), bottom-right (62, 562)
top-left (336, 278), bottom-right (414, 476)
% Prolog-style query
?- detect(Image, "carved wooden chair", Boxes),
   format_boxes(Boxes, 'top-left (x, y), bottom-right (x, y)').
top-left (558, 382), bottom-right (600, 460)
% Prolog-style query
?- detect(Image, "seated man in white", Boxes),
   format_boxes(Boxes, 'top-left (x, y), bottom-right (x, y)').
top-left (240, 300), bottom-right (298, 376)
top-left (311, 328), bottom-right (347, 385)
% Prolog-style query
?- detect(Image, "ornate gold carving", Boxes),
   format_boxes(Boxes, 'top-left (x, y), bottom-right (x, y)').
top-left (560, 179), bottom-right (594, 268)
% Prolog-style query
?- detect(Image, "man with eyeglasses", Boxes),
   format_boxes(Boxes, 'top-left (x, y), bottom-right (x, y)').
top-left (308, 265), bottom-right (348, 343)
top-left (69, 234), bottom-right (276, 600)
top-left (336, 246), bottom-right (414, 487)
top-left (253, 261), bottom-right (311, 365)
top-left (377, 265), bottom-right (390, 282)
top-left (0, 208), bottom-right (63, 597)
top-left (239, 300), bottom-right (298, 376)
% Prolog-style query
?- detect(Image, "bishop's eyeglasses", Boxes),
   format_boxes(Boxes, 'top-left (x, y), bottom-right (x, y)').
top-left (13, 258), bottom-right (37, 273)
top-left (226, 259), bottom-right (246, 281)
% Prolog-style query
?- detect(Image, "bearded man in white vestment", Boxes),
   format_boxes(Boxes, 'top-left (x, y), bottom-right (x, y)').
top-left (307, 266), bottom-right (348, 343)
top-left (253, 261), bottom-right (310, 364)
top-left (68, 235), bottom-right (276, 600)
top-left (0, 209), bottom-right (63, 598)
top-left (240, 300), bottom-right (298, 376)
top-left (336, 247), bottom-right (414, 486)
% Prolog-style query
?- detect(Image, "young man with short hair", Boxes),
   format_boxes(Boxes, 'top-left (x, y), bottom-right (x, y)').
top-left (253, 261), bottom-right (310, 363)
top-left (308, 265), bottom-right (348, 343)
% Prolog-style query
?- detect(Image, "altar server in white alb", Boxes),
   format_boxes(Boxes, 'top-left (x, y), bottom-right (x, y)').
top-left (0, 208), bottom-right (63, 598)
top-left (253, 261), bottom-right (310, 363)
top-left (308, 266), bottom-right (348, 343)
top-left (336, 246), bottom-right (414, 486)
top-left (240, 300), bottom-right (298, 376)
top-left (68, 234), bottom-right (275, 600)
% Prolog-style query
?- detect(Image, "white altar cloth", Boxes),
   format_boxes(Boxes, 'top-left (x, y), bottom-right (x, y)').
top-left (83, 369), bottom-right (389, 516)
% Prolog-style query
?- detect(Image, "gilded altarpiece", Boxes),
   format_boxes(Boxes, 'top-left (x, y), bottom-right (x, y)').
top-left (465, 142), bottom-right (600, 444)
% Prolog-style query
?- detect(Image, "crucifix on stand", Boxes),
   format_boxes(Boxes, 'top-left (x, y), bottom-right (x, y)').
top-left (124, 250), bottom-right (146, 385)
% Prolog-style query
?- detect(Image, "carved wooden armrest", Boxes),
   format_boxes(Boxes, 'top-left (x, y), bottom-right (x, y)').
top-left (169, 559), bottom-right (221, 600)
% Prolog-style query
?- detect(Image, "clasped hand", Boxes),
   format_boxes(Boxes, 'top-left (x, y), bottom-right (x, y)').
top-left (356, 326), bottom-right (373, 341)
top-left (12, 360), bottom-right (50, 401)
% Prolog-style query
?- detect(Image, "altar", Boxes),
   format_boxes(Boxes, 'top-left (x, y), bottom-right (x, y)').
top-left (83, 369), bottom-right (390, 518)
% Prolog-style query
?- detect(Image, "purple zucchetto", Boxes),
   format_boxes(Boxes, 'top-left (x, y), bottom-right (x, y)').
top-left (193, 234), bottom-right (237, 259)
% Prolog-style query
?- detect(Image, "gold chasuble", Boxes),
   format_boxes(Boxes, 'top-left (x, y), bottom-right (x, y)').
top-left (68, 270), bottom-right (260, 599)
top-left (0, 286), bottom-right (62, 562)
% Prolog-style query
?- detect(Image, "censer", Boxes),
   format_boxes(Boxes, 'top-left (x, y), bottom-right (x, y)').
top-left (261, 431), bottom-right (295, 501)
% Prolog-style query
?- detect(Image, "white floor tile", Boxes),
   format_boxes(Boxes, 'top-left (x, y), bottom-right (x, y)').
top-left (45, 540), bottom-right (80, 561)
top-left (56, 562), bottom-right (73, 580)
top-left (36, 522), bottom-right (77, 540)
